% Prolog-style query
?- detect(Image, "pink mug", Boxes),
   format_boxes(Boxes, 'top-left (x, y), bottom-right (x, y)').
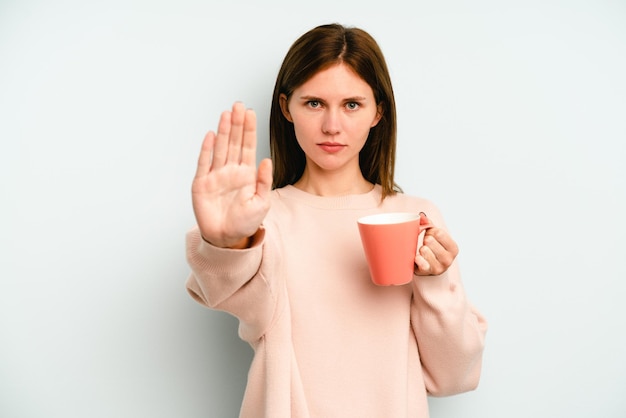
top-left (357, 212), bottom-right (433, 286)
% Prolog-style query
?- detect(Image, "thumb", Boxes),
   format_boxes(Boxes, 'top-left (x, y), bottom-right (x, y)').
top-left (419, 211), bottom-right (431, 227)
top-left (256, 158), bottom-right (273, 199)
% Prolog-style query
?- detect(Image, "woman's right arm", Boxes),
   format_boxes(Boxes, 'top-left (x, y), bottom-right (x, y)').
top-left (186, 225), bottom-right (280, 343)
top-left (186, 102), bottom-right (277, 342)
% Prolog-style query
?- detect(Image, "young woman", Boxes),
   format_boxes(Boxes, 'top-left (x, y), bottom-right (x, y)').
top-left (186, 23), bottom-right (487, 417)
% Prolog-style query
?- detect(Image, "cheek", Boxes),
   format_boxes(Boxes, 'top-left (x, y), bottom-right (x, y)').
top-left (292, 124), bottom-right (312, 151)
top-left (292, 117), bottom-right (317, 139)
top-left (351, 120), bottom-right (375, 142)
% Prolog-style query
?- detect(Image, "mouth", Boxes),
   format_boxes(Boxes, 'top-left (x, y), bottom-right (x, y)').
top-left (317, 142), bottom-right (346, 153)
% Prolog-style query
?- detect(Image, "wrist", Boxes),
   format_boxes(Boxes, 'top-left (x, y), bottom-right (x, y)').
top-left (226, 236), bottom-right (252, 249)
top-left (200, 232), bottom-right (253, 249)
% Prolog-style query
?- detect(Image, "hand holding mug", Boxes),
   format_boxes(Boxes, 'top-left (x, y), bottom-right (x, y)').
top-left (413, 213), bottom-right (459, 276)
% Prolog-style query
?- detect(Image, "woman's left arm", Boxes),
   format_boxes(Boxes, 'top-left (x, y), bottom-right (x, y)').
top-left (411, 214), bottom-right (488, 396)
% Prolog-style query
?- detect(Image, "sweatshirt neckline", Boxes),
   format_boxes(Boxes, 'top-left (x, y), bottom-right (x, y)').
top-left (275, 184), bottom-right (383, 210)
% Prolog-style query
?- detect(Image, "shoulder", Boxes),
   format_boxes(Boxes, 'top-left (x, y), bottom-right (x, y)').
top-left (269, 185), bottom-right (294, 209)
top-left (383, 191), bottom-right (438, 211)
top-left (264, 186), bottom-right (296, 225)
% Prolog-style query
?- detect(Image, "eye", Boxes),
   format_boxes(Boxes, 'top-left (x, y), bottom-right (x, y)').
top-left (345, 102), bottom-right (360, 110)
top-left (306, 100), bottom-right (321, 109)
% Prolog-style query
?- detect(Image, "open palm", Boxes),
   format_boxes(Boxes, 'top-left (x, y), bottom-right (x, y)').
top-left (192, 102), bottom-right (273, 248)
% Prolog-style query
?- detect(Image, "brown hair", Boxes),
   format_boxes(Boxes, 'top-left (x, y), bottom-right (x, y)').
top-left (269, 23), bottom-right (400, 199)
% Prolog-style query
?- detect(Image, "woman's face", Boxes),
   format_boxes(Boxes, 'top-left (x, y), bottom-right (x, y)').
top-left (280, 63), bottom-right (381, 177)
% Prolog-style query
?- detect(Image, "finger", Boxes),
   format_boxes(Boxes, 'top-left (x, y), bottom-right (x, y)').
top-left (419, 235), bottom-right (457, 276)
top-left (227, 102), bottom-right (246, 164)
top-left (424, 228), bottom-right (459, 257)
top-left (414, 254), bottom-right (431, 275)
top-left (241, 109), bottom-right (257, 166)
top-left (422, 234), bottom-right (448, 260)
top-left (212, 110), bottom-right (232, 169)
top-left (419, 211), bottom-right (432, 228)
top-left (195, 131), bottom-right (215, 178)
top-left (417, 244), bottom-right (442, 275)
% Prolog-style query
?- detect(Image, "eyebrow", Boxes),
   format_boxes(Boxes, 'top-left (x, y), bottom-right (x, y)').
top-left (297, 95), bottom-right (369, 102)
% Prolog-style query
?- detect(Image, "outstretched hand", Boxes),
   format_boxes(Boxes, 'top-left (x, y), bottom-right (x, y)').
top-left (192, 102), bottom-right (273, 249)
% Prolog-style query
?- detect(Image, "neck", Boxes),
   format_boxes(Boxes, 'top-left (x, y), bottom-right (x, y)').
top-left (294, 167), bottom-right (373, 197)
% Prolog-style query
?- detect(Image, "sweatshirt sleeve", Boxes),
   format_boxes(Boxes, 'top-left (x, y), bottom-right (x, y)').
top-left (409, 201), bottom-right (488, 397)
top-left (185, 225), bottom-right (280, 343)
top-left (410, 262), bottom-right (487, 396)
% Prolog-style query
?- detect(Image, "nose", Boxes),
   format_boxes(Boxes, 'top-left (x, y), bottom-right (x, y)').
top-left (321, 109), bottom-right (341, 135)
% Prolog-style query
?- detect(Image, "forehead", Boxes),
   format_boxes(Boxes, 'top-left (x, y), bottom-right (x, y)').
top-left (295, 63), bottom-right (374, 98)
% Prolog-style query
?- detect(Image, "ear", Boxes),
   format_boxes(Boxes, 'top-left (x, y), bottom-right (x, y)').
top-left (371, 103), bottom-right (383, 127)
top-left (279, 94), bottom-right (293, 122)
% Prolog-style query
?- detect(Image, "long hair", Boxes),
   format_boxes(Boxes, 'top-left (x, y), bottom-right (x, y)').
top-left (269, 23), bottom-right (400, 199)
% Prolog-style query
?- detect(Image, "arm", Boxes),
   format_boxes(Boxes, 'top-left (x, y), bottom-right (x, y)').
top-left (185, 102), bottom-right (277, 342)
top-left (411, 208), bottom-right (487, 396)
top-left (186, 226), bottom-right (279, 343)
top-left (411, 261), bottom-right (487, 396)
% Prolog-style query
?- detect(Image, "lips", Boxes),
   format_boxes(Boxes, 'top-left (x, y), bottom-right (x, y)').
top-left (317, 142), bottom-right (346, 153)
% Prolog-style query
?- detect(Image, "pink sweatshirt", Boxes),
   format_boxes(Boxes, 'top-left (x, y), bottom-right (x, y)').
top-left (186, 185), bottom-right (487, 417)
